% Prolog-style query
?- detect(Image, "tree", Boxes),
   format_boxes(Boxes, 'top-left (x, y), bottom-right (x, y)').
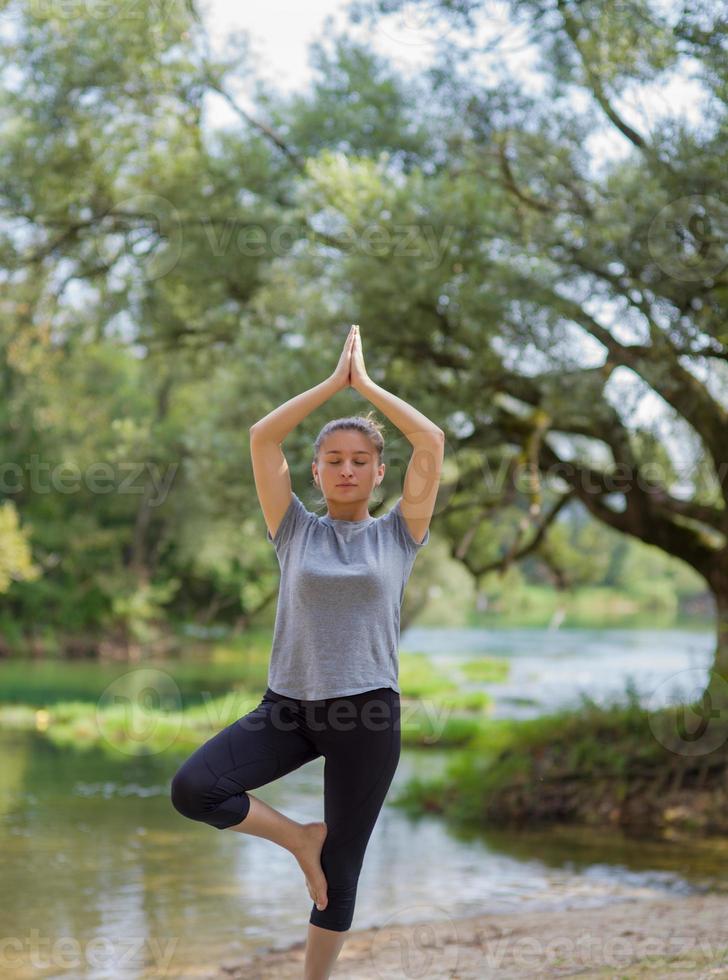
top-left (2, 0), bottom-right (726, 690)
top-left (338, 0), bottom-right (728, 701)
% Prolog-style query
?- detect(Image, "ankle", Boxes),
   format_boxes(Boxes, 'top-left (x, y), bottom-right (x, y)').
top-left (286, 821), bottom-right (309, 856)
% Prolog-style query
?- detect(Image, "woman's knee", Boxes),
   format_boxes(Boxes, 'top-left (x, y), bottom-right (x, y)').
top-left (170, 758), bottom-right (212, 822)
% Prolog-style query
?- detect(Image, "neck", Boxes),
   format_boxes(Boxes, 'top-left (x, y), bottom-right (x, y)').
top-left (325, 503), bottom-right (371, 521)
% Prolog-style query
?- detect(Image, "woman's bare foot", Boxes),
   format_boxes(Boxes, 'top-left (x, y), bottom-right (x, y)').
top-left (293, 821), bottom-right (328, 910)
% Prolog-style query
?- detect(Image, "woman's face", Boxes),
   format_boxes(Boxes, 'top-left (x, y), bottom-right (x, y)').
top-left (312, 431), bottom-right (385, 508)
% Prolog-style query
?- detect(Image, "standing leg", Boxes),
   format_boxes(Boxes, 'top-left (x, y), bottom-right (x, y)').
top-left (304, 925), bottom-right (349, 980)
top-left (304, 688), bottom-right (401, 979)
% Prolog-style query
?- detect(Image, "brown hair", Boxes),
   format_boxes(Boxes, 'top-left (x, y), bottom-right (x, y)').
top-left (311, 411), bottom-right (386, 510)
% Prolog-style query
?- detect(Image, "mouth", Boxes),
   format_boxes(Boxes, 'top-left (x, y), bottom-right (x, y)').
top-left (337, 484), bottom-right (357, 487)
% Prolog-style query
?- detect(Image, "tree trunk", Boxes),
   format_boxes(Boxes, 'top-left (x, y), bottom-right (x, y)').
top-left (704, 588), bottom-right (728, 711)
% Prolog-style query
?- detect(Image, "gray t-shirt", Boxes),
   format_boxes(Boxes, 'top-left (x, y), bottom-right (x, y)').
top-left (265, 492), bottom-right (430, 700)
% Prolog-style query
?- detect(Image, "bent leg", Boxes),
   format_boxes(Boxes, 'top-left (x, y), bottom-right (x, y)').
top-left (170, 695), bottom-right (320, 830)
top-left (308, 688), bottom-right (401, 932)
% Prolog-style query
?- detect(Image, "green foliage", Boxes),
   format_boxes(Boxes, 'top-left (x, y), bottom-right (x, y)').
top-left (106, 575), bottom-right (181, 645)
top-left (0, 501), bottom-right (41, 593)
top-left (0, 0), bottom-right (722, 662)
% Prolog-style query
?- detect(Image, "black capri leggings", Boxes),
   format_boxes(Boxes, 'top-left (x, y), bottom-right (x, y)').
top-left (170, 685), bottom-right (401, 932)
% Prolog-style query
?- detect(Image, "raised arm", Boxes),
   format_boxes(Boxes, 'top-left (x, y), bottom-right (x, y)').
top-left (249, 325), bottom-right (356, 539)
top-left (349, 325), bottom-right (444, 543)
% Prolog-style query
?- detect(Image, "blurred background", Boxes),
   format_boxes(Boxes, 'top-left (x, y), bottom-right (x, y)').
top-left (1, 0), bottom-right (727, 976)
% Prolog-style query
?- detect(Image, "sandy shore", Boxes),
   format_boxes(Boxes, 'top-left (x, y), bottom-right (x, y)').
top-left (216, 893), bottom-right (728, 979)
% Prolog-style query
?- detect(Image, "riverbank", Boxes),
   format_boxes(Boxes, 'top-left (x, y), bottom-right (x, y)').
top-left (397, 690), bottom-right (728, 839)
top-left (215, 893), bottom-right (728, 978)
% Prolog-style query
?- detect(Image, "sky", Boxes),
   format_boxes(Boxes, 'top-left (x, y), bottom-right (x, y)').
top-left (200, 0), bottom-right (441, 96)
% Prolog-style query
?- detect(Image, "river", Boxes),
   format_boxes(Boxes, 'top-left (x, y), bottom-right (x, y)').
top-left (0, 625), bottom-right (722, 978)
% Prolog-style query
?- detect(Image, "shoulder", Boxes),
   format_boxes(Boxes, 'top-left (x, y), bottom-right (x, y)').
top-left (266, 492), bottom-right (319, 553)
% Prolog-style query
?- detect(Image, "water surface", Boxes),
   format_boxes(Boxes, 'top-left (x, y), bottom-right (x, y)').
top-left (0, 625), bottom-right (721, 978)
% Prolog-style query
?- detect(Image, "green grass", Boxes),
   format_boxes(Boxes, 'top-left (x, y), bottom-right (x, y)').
top-left (459, 657), bottom-right (509, 682)
top-left (399, 651), bottom-right (496, 709)
top-left (398, 651), bottom-right (459, 697)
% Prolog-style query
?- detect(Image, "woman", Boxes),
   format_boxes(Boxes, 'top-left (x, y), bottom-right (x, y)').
top-left (170, 324), bottom-right (444, 980)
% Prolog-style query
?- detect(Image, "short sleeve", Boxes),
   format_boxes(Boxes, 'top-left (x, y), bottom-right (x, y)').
top-left (388, 497), bottom-right (430, 554)
top-left (266, 492), bottom-right (311, 558)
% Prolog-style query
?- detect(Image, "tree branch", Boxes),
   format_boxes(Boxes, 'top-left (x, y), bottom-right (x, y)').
top-left (473, 490), bottom-right (576, 577)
